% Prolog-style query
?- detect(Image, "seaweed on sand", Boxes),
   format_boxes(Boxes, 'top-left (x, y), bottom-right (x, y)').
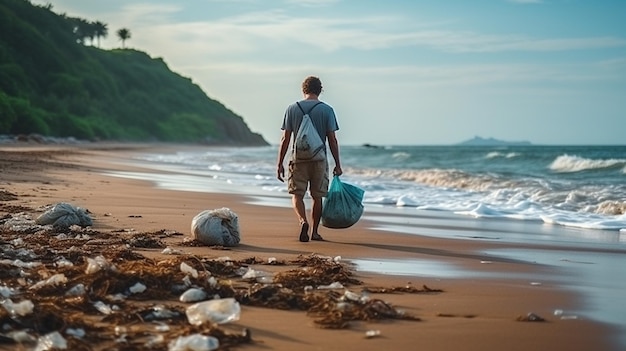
top-left (0, 211), bottom-right (438, 350)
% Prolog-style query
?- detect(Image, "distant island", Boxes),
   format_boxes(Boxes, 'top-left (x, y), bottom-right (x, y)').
top-left (457, 136), bottom-right (532, 146)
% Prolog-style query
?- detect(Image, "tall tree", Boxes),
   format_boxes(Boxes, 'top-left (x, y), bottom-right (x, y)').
top-left (117, 28), bottom-right (131, 49)
top-left (93, 21), bottom-right (108, 48)
top-left (71, 17), bottom-right (93, 45)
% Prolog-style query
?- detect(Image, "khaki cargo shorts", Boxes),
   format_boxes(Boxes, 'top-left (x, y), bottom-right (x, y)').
top-left (288, 160), bottom-right (329, 198)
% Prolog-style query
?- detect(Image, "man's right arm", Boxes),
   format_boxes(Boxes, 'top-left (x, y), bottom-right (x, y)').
top-left (277, 129), bottom-right (292, 182)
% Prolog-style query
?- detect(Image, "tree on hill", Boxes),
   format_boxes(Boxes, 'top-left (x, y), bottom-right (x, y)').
top-left (117, 28), bottom-right (131, 48)
top-left (93, 21), bottom-right (108, 47)
top-left (71, 17), bottom-right (94, 45)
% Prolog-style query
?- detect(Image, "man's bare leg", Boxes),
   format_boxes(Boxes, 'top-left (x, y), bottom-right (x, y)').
top-left (292, 194), bottom-right (309, 241)
top-left (310, 196), bottom-right (324, 241)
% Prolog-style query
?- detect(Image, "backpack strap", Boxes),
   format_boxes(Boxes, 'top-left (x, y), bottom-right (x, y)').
top-left (296, 101), bottom-right (323, 115)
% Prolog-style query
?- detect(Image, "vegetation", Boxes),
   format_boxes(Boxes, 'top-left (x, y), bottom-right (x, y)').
top-left (0, 0), bottom-right (267, 145)
top-left (116, 28), bottom-right (130, 49)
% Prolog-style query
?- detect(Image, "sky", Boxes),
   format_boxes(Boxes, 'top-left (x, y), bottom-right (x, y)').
top-left (33, 0), bottom-right (626, 145)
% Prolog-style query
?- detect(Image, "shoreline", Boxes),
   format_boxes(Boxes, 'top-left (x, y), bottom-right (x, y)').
top-left (1, 143), bottom-right (623, 350)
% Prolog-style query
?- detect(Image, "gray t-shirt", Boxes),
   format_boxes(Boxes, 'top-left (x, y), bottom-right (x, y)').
top-left (281, 100), bottom-right (339, 144)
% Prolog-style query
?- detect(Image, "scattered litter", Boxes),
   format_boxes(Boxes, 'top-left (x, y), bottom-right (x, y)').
top-left (93, 301), bottom-right (114, 315)
top-left (29, 273), bottom-right (67, 290)
top-left (318, 282), bottom-right (344, 290)
top-left (365, 330), bottom-right (381, 338)
top-left (85, 255), bottom-right (116, 274)
top-left (35, 202), bottom-right (92, 228)
top-left (65, 328), bottom-right (86, 338)
top-left (180, 262), bottom-right (199, 278)
top-left (162, 246), bottom-right (183, 255)
top-left (0, 285), bottom-right (14, 298)
top-left (530, 282), bottom-right (542, 286)
top-left (191, 207), bottom-right (240, 247)
top-left (517, 312), bottom-right (545, 322)
top-left (480, 260), bottom-right (493, 264)
top-left (169, 333), bottom-right (219, 351)
top-left (128, 282), bottom-right (147, 294)
top-left (180, 288), bottom-right (208, 303)
top-left (554, 309), bottom-right (579, 320)
top-left (1, 203), bottom-right (432, 349)
top-left (1, 298), bottom-right (34, 316)
top-left (186, 298), bottom-right (241, 325)
top-left (65, 283), bottom-right (86, 296)
top-left (34, 331), bottom-right (67, 351)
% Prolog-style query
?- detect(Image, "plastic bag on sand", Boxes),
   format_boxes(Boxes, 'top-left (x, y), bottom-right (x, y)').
top-left (35, 202), bottom-right (93, 228)
top-left (322, 176), bottom-right (365, 229)
top-left (191, 208), bottom-right (240, 247)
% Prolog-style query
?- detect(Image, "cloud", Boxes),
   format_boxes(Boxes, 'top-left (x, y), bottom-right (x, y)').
top-left (124, 8), bottom-right (626, 57)
top-left (507, 0), bottom-right (543, 4)
top-left (285, 0), bottom-right (340, 7)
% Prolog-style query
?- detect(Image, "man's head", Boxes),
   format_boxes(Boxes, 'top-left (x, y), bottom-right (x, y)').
top-left (302, 76), bottom-right (323, 96)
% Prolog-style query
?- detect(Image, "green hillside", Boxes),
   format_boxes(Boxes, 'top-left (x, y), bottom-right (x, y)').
top-left (0, 0), bottom-right (268, 145)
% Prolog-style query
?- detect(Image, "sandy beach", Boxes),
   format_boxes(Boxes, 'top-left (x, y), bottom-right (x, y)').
top-left (0, 143), bottom-right (622, 351)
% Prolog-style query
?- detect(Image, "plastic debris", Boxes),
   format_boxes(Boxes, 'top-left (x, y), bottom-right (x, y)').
top-left (0, 200), bottom-right (428, 349)
top-left (554, 309), bottom-right (578, 320)
top-left (186, 298), bottom-right (241, 325)
top-left (168, 333), bottom-right (219, 351)
top-left (1, 298), bottom-right (34, 316)
top-left (180, 288), bottom-right (208, 303)
top-left (365, 330), bottom-right (381, 338)
top-left (29, 273), bottom-right (68, 290)
top-left (65, 328), bottom-right (86, 338)
top-left (162, 247), bottom-right (183, 255)
top-left (318, 282), bottom-right (344, 289)
top-left (35, 202), bottom-right (92, 228)
top-left (128, 282), bottom-right (147, 294)
top-left (181, 262), bottom-right (199, 278)
top-left (191, 208), bottom-right (240, 246)
top-left (85, 255), bottom-right (115, 274)
top-left (93, 301), bottom-right (114, 315)
top-left (7, 330), bottom-right (36, 344)
top-left (0, 285), bottom-right (15, 298)
top-left (34, 331), bottom-right (67, 351)
top-left (517, 312), bottom-right (546, 322)
top-left (65, 283), bottom-right (86, 296)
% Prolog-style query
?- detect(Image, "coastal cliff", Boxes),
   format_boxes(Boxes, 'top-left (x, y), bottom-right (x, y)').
top-left (0, 0), bottom-right (268, 145)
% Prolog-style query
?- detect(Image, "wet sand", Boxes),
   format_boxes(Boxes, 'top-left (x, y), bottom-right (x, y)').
top-left (0, 143), bottom-right (623, 351)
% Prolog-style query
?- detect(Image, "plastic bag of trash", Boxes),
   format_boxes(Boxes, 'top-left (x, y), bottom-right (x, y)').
top-left (185, 297), bottom-right (241, 325)
top-left (191, 208), bottom-right (240, 246)
top-left (35, 202), bottom-right (92, 228)
top-left (321, 176), bottom-right (364, 229)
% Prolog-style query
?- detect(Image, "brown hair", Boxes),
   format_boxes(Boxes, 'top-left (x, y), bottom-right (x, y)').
top-left (302, 76), bottom-right (323, 95)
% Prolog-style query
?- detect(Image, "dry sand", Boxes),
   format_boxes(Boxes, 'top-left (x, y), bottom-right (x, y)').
top-left (0, 143), bottom-right (621, 351)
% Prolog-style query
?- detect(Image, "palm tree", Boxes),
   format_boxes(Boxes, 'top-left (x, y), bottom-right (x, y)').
top-left (93, 21), bottom-right (108, 48)
top-left (117, 28), bottom-right (131, 48)
top-left (71, 18), bottom-right (93, 45)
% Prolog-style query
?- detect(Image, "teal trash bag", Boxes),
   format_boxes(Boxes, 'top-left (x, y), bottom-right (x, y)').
top-left (322, 176), bottom-right (365, 229)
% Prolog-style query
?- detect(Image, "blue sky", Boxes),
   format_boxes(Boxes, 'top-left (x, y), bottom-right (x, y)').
top-left (36, 0), bottom-right (626, 145)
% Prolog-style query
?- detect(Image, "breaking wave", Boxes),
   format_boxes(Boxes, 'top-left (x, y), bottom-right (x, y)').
top-left (549, 154), bottom-right (626, 173)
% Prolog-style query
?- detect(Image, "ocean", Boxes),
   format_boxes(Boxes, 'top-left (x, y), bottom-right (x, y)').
top-left (131, 144), bottom-right (626, 232)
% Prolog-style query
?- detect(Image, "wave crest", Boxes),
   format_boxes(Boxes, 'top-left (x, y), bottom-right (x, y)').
top-left (549, 154), bottom-right (626, 173)
top-left (485, 151), bottom-right (521, 159)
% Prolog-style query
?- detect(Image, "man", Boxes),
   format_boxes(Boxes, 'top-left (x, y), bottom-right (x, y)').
top-left (277, 76), bottom-right (343, 242)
